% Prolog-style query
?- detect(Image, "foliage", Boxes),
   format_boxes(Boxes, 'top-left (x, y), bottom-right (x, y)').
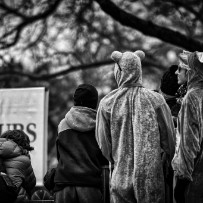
top-left (0, 0), bottom-right (203, 166)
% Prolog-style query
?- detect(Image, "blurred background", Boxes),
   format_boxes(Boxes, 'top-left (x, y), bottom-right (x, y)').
top-left (0, 0), bottom-right (202, 168)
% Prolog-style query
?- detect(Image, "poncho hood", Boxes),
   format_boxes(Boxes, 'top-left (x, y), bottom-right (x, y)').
top-left (111, 50), bottom-right (145, 87)
top-left (187, 51), bottom-right (203, 90)
top-left (63, 106), bottom-right (97, 132)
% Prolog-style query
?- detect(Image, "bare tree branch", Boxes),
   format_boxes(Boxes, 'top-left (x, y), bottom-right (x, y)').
top-left (94, 0), bottom-right (203, 51)
top-left (169, 0), bottom-right (203, 22)
top-left (0, 60), bottom-right (113, 81)
top-left (0, 1), bottom-right (27, 19)
top-left (0, 58), bottom-right (165, 81)
top-left (0, 0), bottom-right (63, 22)
top-left (25, 20), bottom-right (47, 49)
top-left (0, 0), bottom-right (63, 49)
top-left (0, 23), bottom-right (24, 48)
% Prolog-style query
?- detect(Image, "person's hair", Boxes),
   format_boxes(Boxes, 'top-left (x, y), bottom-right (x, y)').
top-left (1, 130), bottom-right (34, 151)
top-left (160, 65), bottom-right (180, 96)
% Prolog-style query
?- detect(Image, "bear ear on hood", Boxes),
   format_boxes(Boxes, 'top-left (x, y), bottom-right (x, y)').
top-left (134, 50), bottom-right (145, 61)
top-left (111, 51), bottom-right (122, 63)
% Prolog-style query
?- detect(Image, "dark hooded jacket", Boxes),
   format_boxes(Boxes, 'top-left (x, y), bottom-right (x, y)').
top-left (54, 106), bottom-right (107, 191)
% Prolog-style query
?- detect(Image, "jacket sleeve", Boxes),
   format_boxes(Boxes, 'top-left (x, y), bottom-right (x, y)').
top-left (156, 102), bottom-right (176, 162)
top-left (23, 157), bottom-right (36, 196)
top-left (172, 94), bottom-right (200, 181)
top-left (96, 103), bottom-right (113, 163)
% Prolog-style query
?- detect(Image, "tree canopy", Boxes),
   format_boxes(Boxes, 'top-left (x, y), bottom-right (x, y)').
top-left (1, 0), bottom-right (202, 166)
top-left (0, 0), bottom-right (202, 74)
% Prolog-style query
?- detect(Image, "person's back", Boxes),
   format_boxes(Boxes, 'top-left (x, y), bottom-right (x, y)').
top-left (54, 84), bottom-right (107, 203)
top-left (96, 50), bottom-right (175, 203)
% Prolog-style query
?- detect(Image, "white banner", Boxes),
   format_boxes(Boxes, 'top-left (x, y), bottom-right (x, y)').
top-left (0, 87), bottom-right (49, 186)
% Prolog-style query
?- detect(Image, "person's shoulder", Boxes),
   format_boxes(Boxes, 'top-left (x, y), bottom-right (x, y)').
top-left (141, 88), bottom-right (167, 109)
top-left (58, 117), bottom-right (71, 133)
top-left (184, 88), bottom-right (203, 105)
top-left (101, 89), bottom-right (118, 101)
top-left (188, 87), bottom-right (203, 96)
top-left (144, 88), bottom-right (165, 101)
top-left (99, 89), bottom-right (119, 107)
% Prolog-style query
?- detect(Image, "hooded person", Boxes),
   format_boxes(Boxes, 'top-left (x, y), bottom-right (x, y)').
top-left (175, 50), bottom-right (191, 105)
top-left (172, 51), bottom-right (203, 203)
top-left (54, 84), bottom-right (108, 203)
top-left (96, 50), bottom-right (176, 203)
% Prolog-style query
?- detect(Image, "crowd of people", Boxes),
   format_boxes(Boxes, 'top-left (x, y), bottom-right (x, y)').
top-left (0, 49), bottom-right (203, 203)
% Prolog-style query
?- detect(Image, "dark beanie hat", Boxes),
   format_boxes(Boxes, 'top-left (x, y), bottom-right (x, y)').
top-left (160, 65), bottom-right (180, 96)
top-left (73, 84), bottom-right (98, 109)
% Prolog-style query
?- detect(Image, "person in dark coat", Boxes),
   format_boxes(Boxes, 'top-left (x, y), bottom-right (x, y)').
top-left (54, 84), bottom-right (108, 203)
top-left (0, 130), bottom-right (36, 203)
top-left (160, 65), bottom-right (181, 127)
top-left (159, 65), bottom-right (181, 203)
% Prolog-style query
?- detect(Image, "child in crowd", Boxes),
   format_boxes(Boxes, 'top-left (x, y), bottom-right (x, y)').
top-left (0, 129), bottom-right (36, 203)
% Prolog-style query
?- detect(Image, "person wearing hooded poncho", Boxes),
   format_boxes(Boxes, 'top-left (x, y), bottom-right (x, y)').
top-left (96, 50), bottom-right (176, 203)
top-left (172, 51), bottom-right (203, 203)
